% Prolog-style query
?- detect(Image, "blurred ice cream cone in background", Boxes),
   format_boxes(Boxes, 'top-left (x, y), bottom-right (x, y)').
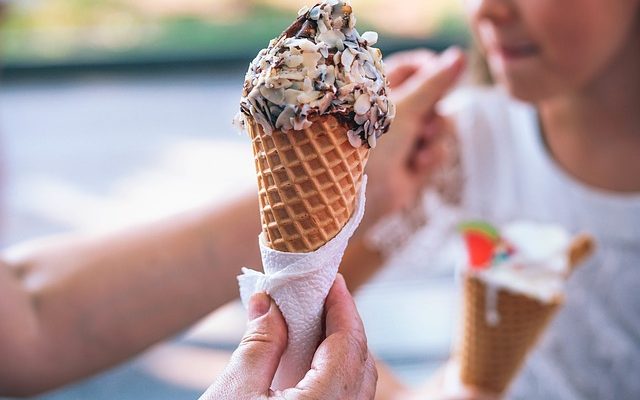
top-left (457, 221), bottom-right (595, 395)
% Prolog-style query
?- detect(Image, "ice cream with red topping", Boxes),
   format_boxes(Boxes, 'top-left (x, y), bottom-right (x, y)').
top-left (460, 220), bottom-right (582, 303)
top-left (457, 220), bottom-right (594, 394)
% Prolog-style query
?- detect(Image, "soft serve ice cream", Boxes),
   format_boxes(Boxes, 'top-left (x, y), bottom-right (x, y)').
top-left (462, 220), bottom-right (575, 305)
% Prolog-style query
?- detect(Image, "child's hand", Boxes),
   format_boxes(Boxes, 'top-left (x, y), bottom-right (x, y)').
top-left (406, 360), bottom-right (501, 400)
top-left (363, 47), bottom-right (466, 230)
top-left (374, 358), bottom-right (500, 400)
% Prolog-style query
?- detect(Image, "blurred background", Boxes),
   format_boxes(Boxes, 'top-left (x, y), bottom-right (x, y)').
top-left (1, 0), bottom-right (468, 398)
top-left (2, 0), bottom-right (466, 75)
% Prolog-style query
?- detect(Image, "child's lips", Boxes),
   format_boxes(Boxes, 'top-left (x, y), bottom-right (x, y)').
top-left (479, 25), bottom-right (540, 62)
top-left (495, 42), bottom-right (540, 60)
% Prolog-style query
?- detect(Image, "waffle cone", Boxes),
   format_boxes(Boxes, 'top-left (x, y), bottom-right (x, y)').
top-left (459, 275), bottom-right (560, 394)
top-left (247, 114), bottom-right (369, 253)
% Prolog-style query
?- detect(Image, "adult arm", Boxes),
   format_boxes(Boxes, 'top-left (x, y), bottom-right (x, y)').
top-left (0, 194), bottom-right (261, 396)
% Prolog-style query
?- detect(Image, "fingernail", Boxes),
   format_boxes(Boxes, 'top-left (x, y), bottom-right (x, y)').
top-left (335, 273), bottom-right (348, 290)
top-left (248, 292), bottom-right (271, 321)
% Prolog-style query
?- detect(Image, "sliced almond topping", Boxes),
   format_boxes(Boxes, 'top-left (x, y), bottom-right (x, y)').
top-left (341, 48), bottom-right (356, 71)
top-left (240, 1), bottom-right (394, 148)
top-left (347, 130), bottom-right (363, 147)
top-left (354, 92), bottom-right (371, 115)
top-left (285, 54), bottom-right (304, 68)
top-left (360, 31), bottom-right (378, 46)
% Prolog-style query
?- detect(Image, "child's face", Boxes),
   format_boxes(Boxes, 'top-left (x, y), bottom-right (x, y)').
top-left (466, 0), bottom-right (639, 102)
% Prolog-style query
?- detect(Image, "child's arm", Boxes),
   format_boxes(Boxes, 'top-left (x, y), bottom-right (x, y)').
top-left (341, 47), bottom-right (466, 292)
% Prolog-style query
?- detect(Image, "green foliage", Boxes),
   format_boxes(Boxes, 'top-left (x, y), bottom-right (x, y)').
top-left (0, 1), bottom-right (465, 66)
top-left (1, 2), bottom-right (299, 63)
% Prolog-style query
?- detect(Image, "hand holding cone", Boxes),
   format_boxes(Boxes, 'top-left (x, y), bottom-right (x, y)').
top-left (236, 1), bottom-right (394, 390)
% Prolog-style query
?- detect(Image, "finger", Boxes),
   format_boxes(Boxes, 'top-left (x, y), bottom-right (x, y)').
top-left (384, 48), bottom-right (436, 71)
top-left (386, 64), bottom-right (421, 89)
top-left (395, 47), bottom-right (466, 115)
top-left (201, 293), bottom-right (287, 399)
top-left (324, 274), bottom-right (366, 338)
top-left (412, 140), bottom-right (447, 177)
top-left (418, 113), bottom-right (446, 144)
top-left (407, 114), bottom-right (446, 171)
top-left (384, 49), bottom-right (436, 88)
top-left (356, 352), bottom-right (378, 400)
top-left (293, 274), bottom-right (369, 397)
top-left (295, 331), bottom-right (368, 397)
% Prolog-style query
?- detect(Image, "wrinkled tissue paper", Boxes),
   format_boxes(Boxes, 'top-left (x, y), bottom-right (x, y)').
top-left (238, 176), bottom-right (367, 390)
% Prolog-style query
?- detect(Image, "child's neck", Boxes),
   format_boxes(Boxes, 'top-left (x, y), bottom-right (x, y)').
top-left (538, 34), bottom-right (640, 193)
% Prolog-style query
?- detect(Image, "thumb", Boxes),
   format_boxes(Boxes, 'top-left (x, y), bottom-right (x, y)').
top-left (397, 47), bottom-right (466, 115)
top-left (202, 293), bottom-right (288, 399)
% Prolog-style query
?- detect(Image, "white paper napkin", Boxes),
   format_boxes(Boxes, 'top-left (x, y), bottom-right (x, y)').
top-left (238, 176), bottom-right (367, 390)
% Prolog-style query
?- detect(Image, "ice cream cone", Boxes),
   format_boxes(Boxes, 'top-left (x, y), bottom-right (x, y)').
top-left (459, 275), bottom-right (560, 394)
top-left (458, 233), bottom-right (595, 394)
top-left (237, 1), bottom-right (394, 389)
top-left (248, 114), bottom-right (369, 253)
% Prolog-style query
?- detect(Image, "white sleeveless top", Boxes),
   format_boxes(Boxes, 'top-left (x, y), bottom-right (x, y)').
top-left (443, 87), bottom-right (640, 399)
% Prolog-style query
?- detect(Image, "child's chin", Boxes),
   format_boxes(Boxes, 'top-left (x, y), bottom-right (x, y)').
top-left (497, 75), bottom-right (559, 104)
